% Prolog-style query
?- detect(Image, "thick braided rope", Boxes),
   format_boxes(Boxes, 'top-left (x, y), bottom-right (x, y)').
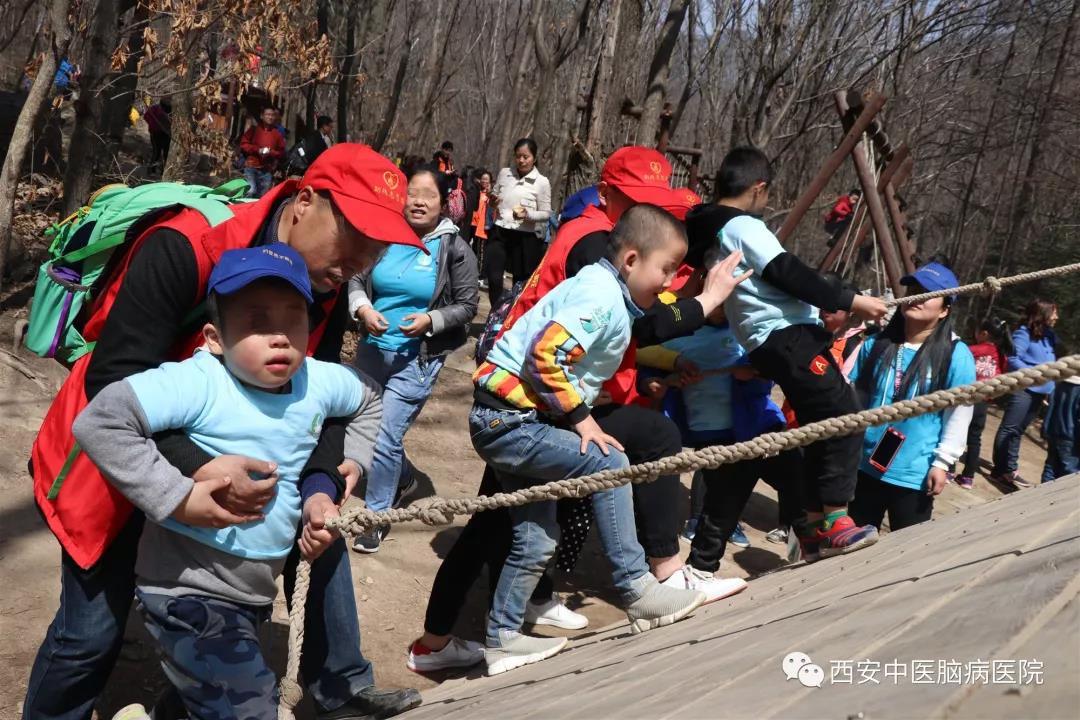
top-left (327, 355), bottom-right (1080, 536)
top-left (887, 262), bottom-right (1080, 307)
top-left (279, 358), bottom-right (1080, 718)
top-left (278, 558), bottom-right (309, 720)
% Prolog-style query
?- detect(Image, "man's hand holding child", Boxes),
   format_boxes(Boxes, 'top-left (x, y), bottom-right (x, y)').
top-left (173, 476), bottom-right (263, 528)
top-left (300, 493), bottom-right (340, 560)
top-left (193, 454), bottom-right (278, 517)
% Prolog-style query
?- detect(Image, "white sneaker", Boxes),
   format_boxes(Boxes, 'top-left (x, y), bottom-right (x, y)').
top-left (660, 566), bottom-right (748, 604)
top-left (485, 634), bottom-right (568, 676)
top-left (111, 705), bottom-right (151, 720)
top-left (406, 636), bottom-right (484, 672)
top-left (525, 595), bottom-right (589, 630)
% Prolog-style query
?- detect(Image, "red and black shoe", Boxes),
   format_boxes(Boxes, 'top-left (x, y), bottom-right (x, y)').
top-left (814, 514), bottom-right (879, 558)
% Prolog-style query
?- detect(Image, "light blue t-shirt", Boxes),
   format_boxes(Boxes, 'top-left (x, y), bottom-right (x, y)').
top-left (850, 336), bottom-right (976, 490)
top-left (662, 324), bottom-right (746, 432)
top-left (717, 215), bottom-right (820, 352)
top-left (126, 350), bottom-right (365, 559)
top-left (366, 235), bottom-right (442, 353)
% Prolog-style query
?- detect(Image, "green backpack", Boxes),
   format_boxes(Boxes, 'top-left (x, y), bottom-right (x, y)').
top-left (26, 179), bottom-right (250, 363)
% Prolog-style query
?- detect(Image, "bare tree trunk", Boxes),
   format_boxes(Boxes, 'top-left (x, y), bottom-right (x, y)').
top-left (1001, 0), bottom-right (1078, 269)
top-left (496, 0), bottom-right (543, 165)
top-left (371, 42), bottom-right (412, 153)
top-left (0, 0), bottom-right (72, 288)
top-left (608, 0), bottom-right (643, 144)
top-left (305, 0), bottom-right (330, 131)
top-left (62, 0), bottom-right (122, 216)
top-left (637, 0), bottom-right (689, 145)
top-left (337, 3), bottom-right (357, 142)
top-left (103, 0), bottom-right (142, 141)
top-left (162, 58), bottom-right (202, 181)
top-left (585, 0), bottom-right (623, 159)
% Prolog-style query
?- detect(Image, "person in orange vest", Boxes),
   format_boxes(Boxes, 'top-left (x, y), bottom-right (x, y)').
top-left (433, 140), bottom-right (455, 174)
top-left (468, 168), bottom-right (494, 284)
top-left (239, 106), bottom-right (287, 198)
top-left (25, 145), bottom-right (424, 720)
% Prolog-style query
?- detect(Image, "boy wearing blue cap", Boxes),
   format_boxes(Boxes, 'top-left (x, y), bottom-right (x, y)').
top-left (848, 262), bottom-right (975, 530)
top-left (71, 244), bottom-right (383, 720)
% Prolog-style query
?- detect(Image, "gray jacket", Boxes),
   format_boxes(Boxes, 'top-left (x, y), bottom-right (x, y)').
top-left (349, 217), bottom-right (479, 359)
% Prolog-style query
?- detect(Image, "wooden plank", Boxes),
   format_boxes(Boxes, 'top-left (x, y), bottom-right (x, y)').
top-left (405, 478), bottom-right (1080, 720)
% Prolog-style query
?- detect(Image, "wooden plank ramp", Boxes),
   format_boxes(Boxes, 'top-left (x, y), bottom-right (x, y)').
top-left (403, 475), bottom-right (1080, 720)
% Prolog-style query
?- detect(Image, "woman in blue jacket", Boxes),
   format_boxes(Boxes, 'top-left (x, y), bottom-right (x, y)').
top-left (991, 299), bottom-right (1059, 489)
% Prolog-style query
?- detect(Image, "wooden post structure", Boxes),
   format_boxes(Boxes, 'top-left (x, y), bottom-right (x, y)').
top-left (873, 145), bottom-right (917, 274)
top-left (835, 92), bottom-right (902, 295)
top-left (777, 91), bottom-right (886, 244)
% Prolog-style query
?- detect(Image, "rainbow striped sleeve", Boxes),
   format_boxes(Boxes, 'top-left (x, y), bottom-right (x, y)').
top-left (522, 321), bottom-right (586, 415)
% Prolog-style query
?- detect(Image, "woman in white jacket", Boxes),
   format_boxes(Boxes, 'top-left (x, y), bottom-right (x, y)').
top-left (486, 137), bottom-right (551, 306)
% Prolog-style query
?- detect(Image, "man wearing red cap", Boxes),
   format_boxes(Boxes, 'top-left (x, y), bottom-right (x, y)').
top-left (25, 144), bottom-right (423, 720)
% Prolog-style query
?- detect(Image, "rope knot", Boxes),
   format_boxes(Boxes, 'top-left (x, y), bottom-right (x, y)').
top-left (414, 498), bottom-right (454, 527)
top-left (279, 677), bottom-right (304, 709)
top-left (982, 276), bottom-right (1002, 295)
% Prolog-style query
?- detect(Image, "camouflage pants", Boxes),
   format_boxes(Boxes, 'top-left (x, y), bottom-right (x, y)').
top-left (136, 589), bottom-right (277, 720)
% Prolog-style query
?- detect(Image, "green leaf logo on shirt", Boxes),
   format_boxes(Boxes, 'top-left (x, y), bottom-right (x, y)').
top-left (309, 412), bottom-right (323, 437)
top-left (580, 308), bottom-right (611, 334)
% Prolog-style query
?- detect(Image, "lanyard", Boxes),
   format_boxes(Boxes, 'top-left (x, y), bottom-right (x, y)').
top-left (892, 348), bottom-right (906, 399)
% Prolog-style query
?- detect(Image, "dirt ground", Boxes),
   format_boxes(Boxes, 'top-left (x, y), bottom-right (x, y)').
top-left (0, 306), bottom-right (1052, 720)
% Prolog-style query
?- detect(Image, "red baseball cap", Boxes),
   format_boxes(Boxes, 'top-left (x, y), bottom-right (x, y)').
top-left (662, 187), bottom-right (703, 221)
top-left (299, 143), bottom-right (425, 251)
top-left (600, 146), bottom-right (674, 206)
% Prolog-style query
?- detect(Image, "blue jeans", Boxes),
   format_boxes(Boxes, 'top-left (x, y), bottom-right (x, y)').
top-left (24, 516), bottom-right (372, 719)
top-left (1043, 435), bottom-right (1078, 482)
top-left (243, 167), bottom-right (273, 198)
top-left (468, 405), bottom-right (651, 647)
top-left (354, 342), bottom-right (445, 512)
top-left (136, 591), bottom-right (277, 720)
top-left (992, 390), bottom-right (1043, 476)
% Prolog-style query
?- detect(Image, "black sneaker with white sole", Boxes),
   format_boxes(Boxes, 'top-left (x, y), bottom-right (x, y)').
top-left (392, 477), bottom-right (419, 509)
top-left (352, 524), bottom-right (390, 554)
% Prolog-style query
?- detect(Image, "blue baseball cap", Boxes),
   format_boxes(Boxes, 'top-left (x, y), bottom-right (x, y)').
top-left (901, 262), bottom-right (958, 298)
top-left (208, 243), bottom-right (314, 303)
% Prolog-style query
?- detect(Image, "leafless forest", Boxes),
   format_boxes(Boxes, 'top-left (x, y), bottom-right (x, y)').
top-left (1, 0), bottom-right (1077, 340)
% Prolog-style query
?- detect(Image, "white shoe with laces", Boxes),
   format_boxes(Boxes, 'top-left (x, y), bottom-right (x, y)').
top-left (525, 595), bottom-right (589, 630)
top-left (659, 565), bottom-right (748, 604)
top-left (406, 636), bottom-right (484, 672)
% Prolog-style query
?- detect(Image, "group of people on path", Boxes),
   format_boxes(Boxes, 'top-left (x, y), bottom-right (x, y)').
top-left (21, 131), bottom-right (1074, 720)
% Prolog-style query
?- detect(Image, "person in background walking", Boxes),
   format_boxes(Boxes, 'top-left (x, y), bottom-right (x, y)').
top-left (468, 169), bottom-right (493, 286)
top-left (991, 299), bottom-right (1059, 489)
top-left (239, 107), bottom-right (286, 198)
top-left (287, 115), bottom-right (335, 176)
top-left (486, 138), bottom-right (551, 306)
top-left (144, 100), bottom-right (172, 174)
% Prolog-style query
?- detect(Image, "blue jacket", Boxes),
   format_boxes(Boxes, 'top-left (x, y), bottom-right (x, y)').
top-left (1043, 379), bottom-right (1080, 441)
top-left (1008, 325), bottom-right (1057, 394)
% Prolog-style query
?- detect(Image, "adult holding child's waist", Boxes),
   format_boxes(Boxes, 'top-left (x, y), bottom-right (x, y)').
top-left (485, 137), bottom-right (551, 306)
top-left (349, 165), bottom-right (479, 553)
top-left (26, 144), bottom-right (423, 720)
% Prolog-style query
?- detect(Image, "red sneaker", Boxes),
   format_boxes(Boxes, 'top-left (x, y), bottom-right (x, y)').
top-left (814, 514), bottom-right (879, 558)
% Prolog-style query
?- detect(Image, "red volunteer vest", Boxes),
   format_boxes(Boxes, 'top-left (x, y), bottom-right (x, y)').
top-left (498, 205), bottom-right (642, 406)
top-left (32, 181), bottom-right (338, 569)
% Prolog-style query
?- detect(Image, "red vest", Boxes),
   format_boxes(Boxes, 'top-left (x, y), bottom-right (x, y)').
top-left (32, 181), bottom-right (338, 569)
top-left (498, 204), bottom-right (642, 406)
